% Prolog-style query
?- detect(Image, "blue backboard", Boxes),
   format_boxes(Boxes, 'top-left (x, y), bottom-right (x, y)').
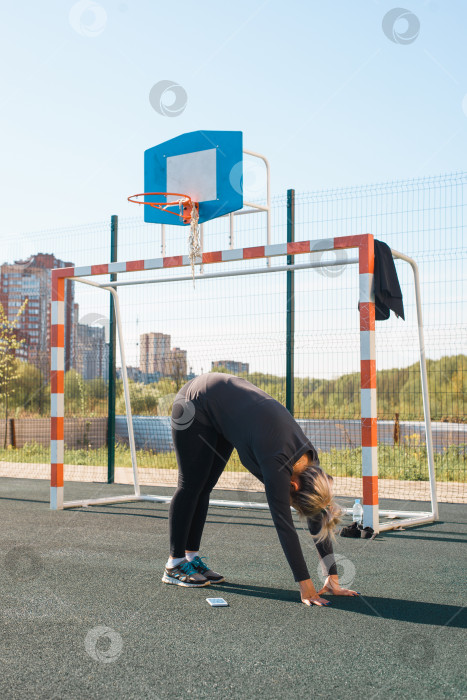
top-left (143, 130), bottom-right (243, 225)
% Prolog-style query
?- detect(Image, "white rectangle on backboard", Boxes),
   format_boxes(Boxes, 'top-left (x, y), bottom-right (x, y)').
top-left (167, 149), bottom-right (217, 203)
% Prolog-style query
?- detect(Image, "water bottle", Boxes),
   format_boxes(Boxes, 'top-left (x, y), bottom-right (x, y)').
top-left (352, 499), bottom-right (363, 525)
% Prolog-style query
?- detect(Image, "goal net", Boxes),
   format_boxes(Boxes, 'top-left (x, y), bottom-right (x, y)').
top-left (49, 233), bottom-right (438, 532)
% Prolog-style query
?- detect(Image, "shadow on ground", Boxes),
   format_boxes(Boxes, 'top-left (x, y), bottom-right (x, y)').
top-left (208, 582), bottom-right (467, 628)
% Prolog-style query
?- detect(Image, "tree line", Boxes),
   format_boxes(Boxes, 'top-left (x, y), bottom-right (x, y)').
top-left (3, 354), bottom-right (466, 422)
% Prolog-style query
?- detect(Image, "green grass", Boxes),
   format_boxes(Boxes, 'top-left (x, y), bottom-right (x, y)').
top-left (0, 441), bottom-right (465, 482)
top-left (318, 444), bottom-right (466, 482)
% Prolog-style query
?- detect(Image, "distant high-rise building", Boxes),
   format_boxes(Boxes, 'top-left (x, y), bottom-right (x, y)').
top-left (140, 332), bottom-right (171, 375)
top-left (164, 347), bottom-right (188, 378)
top-left (0, 253), bottom-right (75, 370)
top-left (211, 360), bottom-right (249, 375)
top-left (74, 324), bottom-right (109, 380)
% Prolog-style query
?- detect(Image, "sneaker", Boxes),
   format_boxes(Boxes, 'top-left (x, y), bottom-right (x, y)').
top-left (361, 526), bottom-right (376, 539)
top-left (162, 559), bottom-right (210, 587)
top-left (339, 521), bottom-right (362, 538)
top-left (190, 556), bottom-right (225, 583)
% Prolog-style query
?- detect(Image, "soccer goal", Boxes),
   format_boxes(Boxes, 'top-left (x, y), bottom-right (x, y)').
top-left (50, 233), bottom-right (438, 533)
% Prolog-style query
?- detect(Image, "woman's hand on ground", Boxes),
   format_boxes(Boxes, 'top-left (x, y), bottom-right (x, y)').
top-left (298, 579), bottom-right (331, 606)
top-left (318, 575), bottom-right (359, 597)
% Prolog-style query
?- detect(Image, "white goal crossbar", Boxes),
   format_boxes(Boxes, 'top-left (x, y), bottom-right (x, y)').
top-left (50, 234), bottom-right (438, 533)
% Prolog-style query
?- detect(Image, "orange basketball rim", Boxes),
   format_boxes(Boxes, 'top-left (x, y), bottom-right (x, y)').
top-left (127, 192), bottom-right (199, 225)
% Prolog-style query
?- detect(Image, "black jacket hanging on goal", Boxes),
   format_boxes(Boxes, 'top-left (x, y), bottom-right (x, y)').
top-left (373, 239), bottom-right (405, 321)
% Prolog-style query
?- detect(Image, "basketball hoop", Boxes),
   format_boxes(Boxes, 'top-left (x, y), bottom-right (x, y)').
top-left (127, 192), bottom-right (198, 224)
top-left (128, 192), bottom-right (201, 284)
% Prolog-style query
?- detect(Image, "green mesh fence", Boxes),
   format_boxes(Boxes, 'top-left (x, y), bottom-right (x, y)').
top-left (0, 173), bottom-right (465, 504)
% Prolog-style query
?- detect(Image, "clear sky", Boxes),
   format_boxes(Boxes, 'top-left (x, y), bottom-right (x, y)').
top-left (0, 0), bottom-right (465, 380)
top-left (1, 0), bottom-right (467, 236)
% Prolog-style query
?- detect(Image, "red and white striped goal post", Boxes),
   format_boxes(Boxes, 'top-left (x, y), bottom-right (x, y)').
top-left (50, 234), bottom-right (438, 531)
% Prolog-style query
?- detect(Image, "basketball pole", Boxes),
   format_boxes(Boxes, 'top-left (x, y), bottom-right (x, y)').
top-left (107, 215), bottom-right (118, 484)
top-left (286, 189), bottom-right (295, 416)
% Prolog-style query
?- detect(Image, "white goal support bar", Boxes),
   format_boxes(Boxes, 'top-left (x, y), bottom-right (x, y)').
top-left (50, 234), bottom-right (438, 533)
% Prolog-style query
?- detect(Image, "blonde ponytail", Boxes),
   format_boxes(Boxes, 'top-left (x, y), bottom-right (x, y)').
top-left (290, 467), bottom-right (342, 543)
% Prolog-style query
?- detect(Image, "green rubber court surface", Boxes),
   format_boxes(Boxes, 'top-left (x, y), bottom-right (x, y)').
top-left (1, 478), bottom-right (466, 700)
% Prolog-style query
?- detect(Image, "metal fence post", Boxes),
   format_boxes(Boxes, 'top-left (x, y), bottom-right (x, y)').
top-left (108, 215), bottom-right (118, 483)
top-left (286, 189), bottom-right (295, 415)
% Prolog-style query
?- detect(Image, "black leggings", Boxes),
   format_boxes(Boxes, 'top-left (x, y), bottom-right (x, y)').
top-left (169, 418), bottom-right (233, 557)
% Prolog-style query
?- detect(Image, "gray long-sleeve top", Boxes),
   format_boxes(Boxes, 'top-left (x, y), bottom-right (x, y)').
top-left (181, 373), bottom-right (334, 582)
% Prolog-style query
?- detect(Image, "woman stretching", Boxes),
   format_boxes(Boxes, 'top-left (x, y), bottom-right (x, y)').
top-left (162, 373), bottom-right (359, 606)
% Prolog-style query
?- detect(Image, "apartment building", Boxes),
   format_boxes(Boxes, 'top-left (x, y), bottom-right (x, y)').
top-left (0, 253), bottom-right (75, 370)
